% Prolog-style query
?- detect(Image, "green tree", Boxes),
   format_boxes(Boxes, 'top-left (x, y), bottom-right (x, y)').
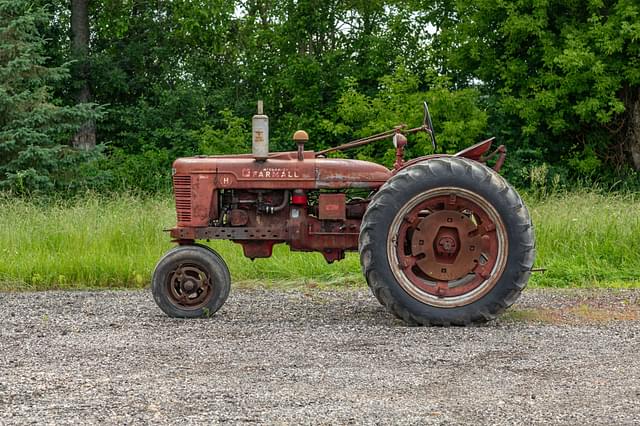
top-left (0, 0), bottom-right (98, 192)
top-left (85, 0), bottom-right (424, 157)
top-left (325, 65), bottom-right (488, 166)
top-left (436, 0), bottom-right (640, 175)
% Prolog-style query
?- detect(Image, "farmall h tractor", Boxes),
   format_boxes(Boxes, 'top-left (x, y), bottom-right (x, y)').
top-left (152, 102), bottom-right (535, 325)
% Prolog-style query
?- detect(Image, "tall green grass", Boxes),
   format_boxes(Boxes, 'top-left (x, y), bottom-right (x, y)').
top-left (527, 191), bottom-right (640, 287)
top-left (0, 191), bottom-right (638, 290)
top-left (0, 193), bottom-right (362, 290)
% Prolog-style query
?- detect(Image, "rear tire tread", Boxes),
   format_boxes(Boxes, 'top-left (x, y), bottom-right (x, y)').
top-left (359, 157), bottom-right (535, 326)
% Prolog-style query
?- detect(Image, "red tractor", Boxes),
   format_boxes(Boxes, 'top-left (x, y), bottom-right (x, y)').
top-left (152, 102), bottom-right (535, 325)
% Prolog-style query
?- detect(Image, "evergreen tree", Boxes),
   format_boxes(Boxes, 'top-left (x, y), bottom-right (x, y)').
top-left (0, 0), bottom-right (98, 192)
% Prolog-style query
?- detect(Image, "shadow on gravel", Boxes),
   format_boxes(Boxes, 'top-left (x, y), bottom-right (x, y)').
top-left (500, 288), bottom-right (640, 325)
top-left (502, 305), bottom-right (640, 325)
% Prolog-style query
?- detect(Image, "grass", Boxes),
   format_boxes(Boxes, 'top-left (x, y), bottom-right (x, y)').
top-left (526, 191), bottom-right (640, 288)
top-left (0, 190), bottom-right (639, 290)
top-left (0, 193), bottom-right (362, 290)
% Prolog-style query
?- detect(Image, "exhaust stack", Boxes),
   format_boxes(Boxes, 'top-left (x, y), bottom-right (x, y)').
top-left (252, 100), bottom-right (269, 160)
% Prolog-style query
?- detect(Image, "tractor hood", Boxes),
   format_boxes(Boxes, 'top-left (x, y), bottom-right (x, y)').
top-left (172, 151), bottom-right (392, 190)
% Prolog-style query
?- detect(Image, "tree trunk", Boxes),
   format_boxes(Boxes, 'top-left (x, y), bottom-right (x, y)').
top-left (70, 0), bottom-right (95, 150)
top-left (625, 87), bottom-right (640, 170)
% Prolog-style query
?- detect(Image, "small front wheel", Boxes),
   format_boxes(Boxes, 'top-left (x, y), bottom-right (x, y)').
top-left (152, 244), bottom-right (231, 318)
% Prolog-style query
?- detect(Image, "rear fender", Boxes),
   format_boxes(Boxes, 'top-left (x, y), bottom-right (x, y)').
top-left (396, 137), bottom-right (506, 174)
top-left (454, 138), bottom-right (495, 161)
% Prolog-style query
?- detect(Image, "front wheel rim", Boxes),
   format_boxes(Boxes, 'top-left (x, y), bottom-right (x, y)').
top-left (387, 187), bottom-right (508, 308)
top-left (166, 263), bottom-right (214, 310)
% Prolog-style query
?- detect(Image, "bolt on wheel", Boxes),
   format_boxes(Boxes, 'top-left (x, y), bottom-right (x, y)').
top-left (167, 264), bottom-right (214, 310)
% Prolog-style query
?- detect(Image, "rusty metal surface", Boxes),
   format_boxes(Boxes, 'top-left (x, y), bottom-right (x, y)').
top-left (315, 158), bottom-right (390, 189)
top-left (409, 211), bottom-right (483, 281)
top-left (172, 153), bottom-right (391, 226)
top-left (171, 226), bottom-right (289, 241)
top-left (173, 156), bottom-right (391, 191)
top-left (454, 138), bottom-right (495, 161)
top-left (172, 174), bottom-right (216, 227)
top-left (388, 188), bottom-right (507, 305)
top-left (173, 175), bottom-right (192, 226)
top-left (480, 145), bottom-right (507, 172)
top-left (240, 241), bottom-right (276, 258)
top-left (171, 203), bottom-right (361, 261)
top-left (394, 138), bottom-right (501, 175)
top-left (318, 193), bottom-right (346, 220)
top-left (166, 264), bottom-right (212, 309)
top-left (169, 124), bottom-right (509, 265)
top-left (346, 199), bottom-right (368, 219)
top-left (393, 130), bottom-right (407, 170)
top-left (229, 209), bottom-right (249, 226)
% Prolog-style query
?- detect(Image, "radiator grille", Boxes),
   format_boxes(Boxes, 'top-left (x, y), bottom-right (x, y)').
top-left (173, 175), bottom-right (192, 224)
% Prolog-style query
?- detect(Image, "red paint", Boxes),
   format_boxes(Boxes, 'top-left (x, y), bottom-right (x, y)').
top-left (169, 137), bottom-right (507, 263)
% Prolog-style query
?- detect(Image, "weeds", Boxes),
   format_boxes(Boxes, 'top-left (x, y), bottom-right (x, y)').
top-left (0, 193), bottom-right (362, 289)
top-left (527, 190), bottom-right (640, 287)
top-left (0, 190), bottom-right (639, 290)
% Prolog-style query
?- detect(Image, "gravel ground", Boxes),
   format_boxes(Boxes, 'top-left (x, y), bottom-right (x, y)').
top-left (1, 287), bottom-right (639, 425)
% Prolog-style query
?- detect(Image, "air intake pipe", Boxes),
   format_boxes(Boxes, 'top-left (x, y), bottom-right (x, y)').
top-left (252, 100), bottom-right (269, 160)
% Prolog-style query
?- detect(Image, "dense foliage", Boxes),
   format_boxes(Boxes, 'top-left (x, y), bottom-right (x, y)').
top-left (2, 0), bottom-right (639, 193)
top-left (437, 0), bottom-right (640, 186)
top-left (0, 0), bottom-right (99, 192)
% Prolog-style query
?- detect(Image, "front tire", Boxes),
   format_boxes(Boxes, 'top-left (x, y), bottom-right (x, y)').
top-left (359, 157), bottom-right (535, 325)
top-left (152, 244), bottom-right (231, 318)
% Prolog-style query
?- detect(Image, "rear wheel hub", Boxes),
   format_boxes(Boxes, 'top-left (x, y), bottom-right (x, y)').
top-left (410, 211), bottom-right (483, 281)
top-left (390, 188), bottom-right (507, 307)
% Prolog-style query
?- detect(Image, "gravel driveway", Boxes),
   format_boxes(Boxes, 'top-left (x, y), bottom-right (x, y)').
top-left (1, 287), bottom-right (639, 425)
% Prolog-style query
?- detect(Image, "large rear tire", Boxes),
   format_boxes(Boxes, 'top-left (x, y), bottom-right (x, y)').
top-left (359, 157), bottom-right (535, 325)
top-left (152, 244), bottom-right (231, 318)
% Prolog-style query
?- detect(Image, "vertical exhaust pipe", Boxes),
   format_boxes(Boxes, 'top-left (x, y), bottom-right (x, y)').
top-left (252, 100), bottom-right (269, 160)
